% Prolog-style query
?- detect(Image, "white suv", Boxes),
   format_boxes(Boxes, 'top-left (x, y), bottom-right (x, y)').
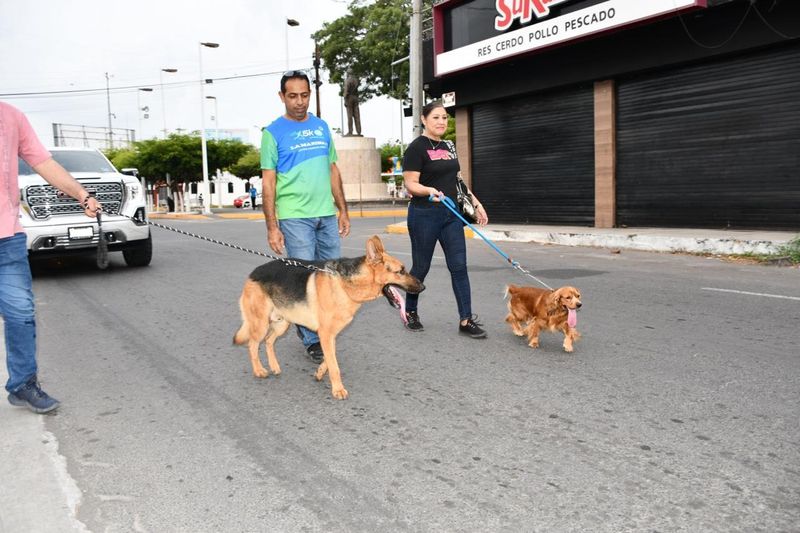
top-left (18, 147), bottom-right (152, 267)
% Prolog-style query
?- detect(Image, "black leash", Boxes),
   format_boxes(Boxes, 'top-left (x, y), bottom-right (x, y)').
top-left (96, 211), bottom-right (109, 270)
top-left (116, 214), bottom-right (335, 274)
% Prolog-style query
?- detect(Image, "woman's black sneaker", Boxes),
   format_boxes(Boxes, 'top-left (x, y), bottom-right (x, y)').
top-left (459, 316), bottom-right (487, 339)
top-left (404, 311), bottom-right (424, 331)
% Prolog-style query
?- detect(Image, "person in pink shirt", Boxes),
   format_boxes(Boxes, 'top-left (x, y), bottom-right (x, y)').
top-left (0, 101), bottom-right (101, 413)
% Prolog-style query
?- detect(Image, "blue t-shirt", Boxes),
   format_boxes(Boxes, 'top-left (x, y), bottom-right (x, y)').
top-left (260, 114), bottom-right (338, 219)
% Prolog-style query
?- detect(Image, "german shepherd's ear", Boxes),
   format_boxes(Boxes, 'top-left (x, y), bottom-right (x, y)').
top-left (366, 235), bottom-right (385, 263)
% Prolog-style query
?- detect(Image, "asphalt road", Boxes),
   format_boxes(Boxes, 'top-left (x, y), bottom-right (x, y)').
top-left (18, 216), bottom-right (800, 532)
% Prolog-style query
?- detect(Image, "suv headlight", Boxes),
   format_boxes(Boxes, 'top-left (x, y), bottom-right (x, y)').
top-left (125, 182), bottom-right (140, 200)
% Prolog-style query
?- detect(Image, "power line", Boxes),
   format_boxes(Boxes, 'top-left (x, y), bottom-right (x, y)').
top-left (0, 65), bottom-right (313, 99)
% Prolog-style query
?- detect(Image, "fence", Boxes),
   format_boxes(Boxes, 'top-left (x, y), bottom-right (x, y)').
top-left (52, 123), bottom-right (136, 150)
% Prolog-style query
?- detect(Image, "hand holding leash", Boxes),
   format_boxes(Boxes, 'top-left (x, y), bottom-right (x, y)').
top-left (338, 212), bottom-right (351, 237)
top-left (267, 227), bottom-right (285, 255)
top-left (427, 190), bottom-right (444, 203)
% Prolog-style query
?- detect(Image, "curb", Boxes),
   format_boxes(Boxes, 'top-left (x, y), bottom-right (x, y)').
top-left (149, 210), bottom-right (407, 221)
top-left (386, 222), bottom-right (473, 239)
top-left (384, 222), bottom-right (790, 256)
top-left (149, 213), bottom-right (210, 220)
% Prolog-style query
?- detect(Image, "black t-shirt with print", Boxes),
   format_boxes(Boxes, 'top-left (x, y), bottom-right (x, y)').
top-left (402, 135), bottom-right (459, 207)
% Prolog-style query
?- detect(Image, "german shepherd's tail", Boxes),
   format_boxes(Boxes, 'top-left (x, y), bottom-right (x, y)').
top-left (233, 321), bottom-right (248, 345)
top-left (233, 280), bottom-right (264, 345)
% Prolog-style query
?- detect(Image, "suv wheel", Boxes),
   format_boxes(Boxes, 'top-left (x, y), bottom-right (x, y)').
top-left (123, 233), bottom-right (152, 267)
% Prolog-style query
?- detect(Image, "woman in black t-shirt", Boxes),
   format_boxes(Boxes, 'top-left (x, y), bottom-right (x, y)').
top-left (401, 100), bottom-right (489, 339)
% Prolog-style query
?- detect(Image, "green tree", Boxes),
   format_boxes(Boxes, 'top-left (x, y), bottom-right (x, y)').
top-left (110, 134), bottom-right (253, 182)
top-left (229, 148), bottom-right (261, 180)
top-left (207, 139), bottom-right (250, 177)
top-left (104, 147), bottom-right (139, 171)
top-left (444, 116), bottom-right (456, 144)
top-left (379, 141), bottom-right (404, 172)
top-left (314, 0), bottom-right (410, 101)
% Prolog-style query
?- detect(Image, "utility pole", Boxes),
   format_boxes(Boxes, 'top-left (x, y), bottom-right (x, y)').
top-left (410, 0), bottom-right (423, 138)
top-left (313, 41), bottom-right (322, 118)
top-left (105, 72), bottom-right (114, 148)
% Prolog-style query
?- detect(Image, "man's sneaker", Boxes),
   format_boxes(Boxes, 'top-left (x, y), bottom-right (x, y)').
top-left (404, 311), bottom-right (424, 331)
top-left (306, 342), bottom-right (325, 364)
top-left (459, 316), bottom-right (487, 339)
top-left (7, 377), bottom-right (60, 414)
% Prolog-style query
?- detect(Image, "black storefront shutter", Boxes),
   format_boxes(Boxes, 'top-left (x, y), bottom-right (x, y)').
top-left (617, 41), bottom-right (800, 230)
top-left (471, 85), bottom-right (595, 226)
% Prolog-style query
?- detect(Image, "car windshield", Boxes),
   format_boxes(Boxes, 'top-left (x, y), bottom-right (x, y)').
top-left (18, 150), bottom-right (116, 175)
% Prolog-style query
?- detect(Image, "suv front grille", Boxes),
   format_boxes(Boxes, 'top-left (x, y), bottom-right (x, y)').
top-left (25, 182), bottom-right (122, 220)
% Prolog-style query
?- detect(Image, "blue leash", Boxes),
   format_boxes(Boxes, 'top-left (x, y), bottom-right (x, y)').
top-left (429, 194), bottom-right (553, 290)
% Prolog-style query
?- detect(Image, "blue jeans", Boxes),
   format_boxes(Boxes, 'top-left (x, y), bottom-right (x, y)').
top-left (279, 216), bottom-right (341, 346)
top-left (0, 233), bottom-right (37, 393)
top-left (406, 202), bottom-right (472, 320)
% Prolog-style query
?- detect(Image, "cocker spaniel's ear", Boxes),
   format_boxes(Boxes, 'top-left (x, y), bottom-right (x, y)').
top-left (547, 288), bottom-right (563, 309)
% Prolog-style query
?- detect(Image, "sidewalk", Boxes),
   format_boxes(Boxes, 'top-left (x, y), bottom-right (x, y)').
top-left (150, 208), bottom-right (798, 257)
top-left (388, 221), bottom-right (796, 256)
top-left (0, 334), bottom-right (88, 532)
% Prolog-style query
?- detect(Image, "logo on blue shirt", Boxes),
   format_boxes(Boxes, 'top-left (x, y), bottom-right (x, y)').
top-left (291, 128), bottom-right (325, 140)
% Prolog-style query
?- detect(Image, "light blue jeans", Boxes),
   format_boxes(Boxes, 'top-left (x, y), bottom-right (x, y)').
top-left (279, 216), bottom-right (341, 347)
top-left (0, 233), bottom-right (38, 393)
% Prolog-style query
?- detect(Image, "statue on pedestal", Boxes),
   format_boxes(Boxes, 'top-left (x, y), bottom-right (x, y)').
top-left (344, 70), bottom-right (362, 136)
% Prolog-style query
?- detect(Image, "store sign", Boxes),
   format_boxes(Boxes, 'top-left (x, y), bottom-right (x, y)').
top-left (495, 0), bottom-right (573, 31)
top-left (435, 0), bottom-right (706, 76)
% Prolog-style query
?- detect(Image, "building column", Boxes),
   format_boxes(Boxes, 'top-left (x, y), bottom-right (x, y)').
top-left (594, 80), bottom-right (616, 228)
top-left (455, 107), bottom-right (472, 187)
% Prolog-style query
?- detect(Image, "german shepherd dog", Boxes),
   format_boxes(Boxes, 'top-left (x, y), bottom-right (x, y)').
top-left (233, 236), bottom-right (424, 400)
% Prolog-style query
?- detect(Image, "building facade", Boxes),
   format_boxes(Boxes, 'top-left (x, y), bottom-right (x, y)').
top-left (426, 0), bottom-right (799, 230)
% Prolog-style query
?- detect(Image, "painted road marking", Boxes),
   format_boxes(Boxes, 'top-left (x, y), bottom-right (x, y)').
top-left (702, 287), bottom-right (800, 301)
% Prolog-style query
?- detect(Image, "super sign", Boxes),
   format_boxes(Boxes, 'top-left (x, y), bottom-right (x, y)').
top-left (495, 0), bottom-right (572, 30)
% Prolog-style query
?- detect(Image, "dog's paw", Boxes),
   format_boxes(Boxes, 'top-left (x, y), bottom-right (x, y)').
top-left (528, 340), bottom-right (540, 349)
top-left (563, 344), bottom-right (574, 353)
top-left (270, 366), bottom-right (282, 376)
top-left (314, 363), bottom-right (328, 381)
top-left (331, 387), bottom-right (349, 400)
top-left (512, 329), bottom-right (525, 337)
top-left (253, 367), bottom-right (269, 378)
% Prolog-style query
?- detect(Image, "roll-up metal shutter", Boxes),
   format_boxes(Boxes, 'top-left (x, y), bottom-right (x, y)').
top-left (617, 42), bottom-right (800, 230)
top-left (471, 86), bottom-right (595, 225)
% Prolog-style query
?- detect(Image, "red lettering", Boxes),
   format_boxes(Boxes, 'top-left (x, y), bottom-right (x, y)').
top-left (495, 0), bottom-right (513, 31)
top-left (495, 0), bottom-right (570, 31)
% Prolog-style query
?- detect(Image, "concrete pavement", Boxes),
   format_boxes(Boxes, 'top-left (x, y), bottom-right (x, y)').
top-left (0, 333), bottom-right (88, 533)
top-left (1, 212), bottom-right (796, 532)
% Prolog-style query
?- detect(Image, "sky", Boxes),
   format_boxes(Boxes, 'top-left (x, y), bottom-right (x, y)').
top-left (0, 0), bottom-right (413, 149)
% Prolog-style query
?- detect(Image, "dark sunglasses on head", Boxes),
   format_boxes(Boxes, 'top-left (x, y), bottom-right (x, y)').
top-left (282, 70), bottom-right (308, 78)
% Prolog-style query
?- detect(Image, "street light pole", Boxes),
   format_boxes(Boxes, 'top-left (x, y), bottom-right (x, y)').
top-left (105, 72), bottom-right (114, 148)
top-left (313, 40), bottom-right (322, 118)
top-left (391, 55), bottom-right (410, 155)
top-left (285, 18), bottom-right (299, 69)
top-left (206, 95), bottom-right (222, 208)
top-left (159, 68), bottom-right (177, 138)
top-left (137, 87), bottom-right (153, 141)
top-left (199, 41), bottom-right (219, 215)
top-left (206, 95), bottom-right (219, 140)
top-left (410, 0), bottom-right (423, 138)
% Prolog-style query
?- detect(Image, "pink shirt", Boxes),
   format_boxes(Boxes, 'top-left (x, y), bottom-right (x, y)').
top-left (1, 102), bottom-right (52, 238)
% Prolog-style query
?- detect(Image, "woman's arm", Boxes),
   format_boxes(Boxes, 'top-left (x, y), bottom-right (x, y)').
top-left (403, 170), bottom-right (442, 200)
top-left (466, 185), bottom-right (488, 226)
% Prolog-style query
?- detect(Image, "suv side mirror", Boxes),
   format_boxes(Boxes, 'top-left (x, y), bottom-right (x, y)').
top-left (121, 168), bottom-right (139, 177)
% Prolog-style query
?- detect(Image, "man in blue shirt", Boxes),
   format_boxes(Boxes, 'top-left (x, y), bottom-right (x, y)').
top-left (249, 185), bottom-right (257, 210)
top-left (260, 70), bottom-right (350, 364)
